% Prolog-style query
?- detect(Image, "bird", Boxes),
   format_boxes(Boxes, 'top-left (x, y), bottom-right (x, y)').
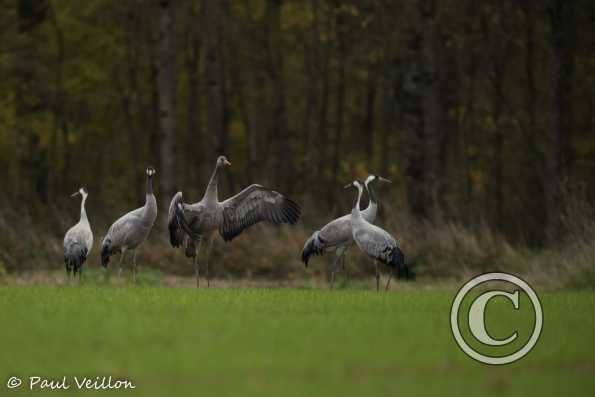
top-left (63, 187), bottom-right (93, 282)
top-left (345, 180), bottom-right (413, 291)
top-left (168, 155), bottom-right (302, 288)
top-left (301, 175), bottom-right (391, 289)
top-left (100, 167), bottom-right (158, 283)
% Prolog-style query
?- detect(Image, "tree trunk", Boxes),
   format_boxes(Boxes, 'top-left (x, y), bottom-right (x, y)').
top-left (521, 0), bottom-right (547, 243)
top-left (266, 0), bottom-right (292, 192)
top-left (185, 3), bottom-right (202, 193)
top-left (157, 0), bottom-right (177, 210)
top-left (546, 0), bottom-right (575, 243)
top-left (437, 46), bottom-right (457, 219)
top-left (363, 68), bottom-right (376, 167)
top-left (121, 5), bottom-right (143, 201)
top-left (204, 1), bottom-right (226, 180)
top-left (301, 0), bottom-right (324, 193)
top-left (48, 3), bottom-right (66, 200)
top-left (317, 4), bottom-right (331, 188)
top-left (147, 19), bottom-right (160, 174)
top-left (492, 85), bottom-right (504, 231)
top-left (332, 5), bottom-right (346, 189)
top-left (459, 0), bottom-right (477, 224)
top-left (420, 0), bottom-right (439, 220)
top-left (485, 2), bottom-right (508, 232)
top-left (380, 56), bottom-right (396, 177)
top-left (402, 30), bottom-right (427, 219)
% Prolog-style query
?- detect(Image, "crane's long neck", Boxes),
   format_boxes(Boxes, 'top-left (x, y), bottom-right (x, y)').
top-left (80, 195), bottom-right (88, 222)
top-left (351, 185), bottom-right (363, 220)
top-left (146, 173), bottom-right (154, 198)
top-left (204, 163), bottom-right (220, 204)
top-left (143, 173), bottom-right (158, 222)
top-left (363, 180), bottom-right (378, 221)
top-left (365, 181), bottom-right (377, 207)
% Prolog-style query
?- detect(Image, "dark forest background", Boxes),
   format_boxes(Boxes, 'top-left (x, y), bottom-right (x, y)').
top-left (0, 0), bottom-right (594, 284)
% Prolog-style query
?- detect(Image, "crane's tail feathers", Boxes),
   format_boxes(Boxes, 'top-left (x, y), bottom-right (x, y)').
top-left (168, 219), bottom-right (181, 247)
top-left (301, 231), bottom-right (326, 267)
top-left (389, 246), bottom-right (415, 281)
top-left (396, 264), bottom-right (416, 280)
top-left (100, 239), bottom-right (111, 268)
top-left (64, 243), bottom-right (88, 274)
top-left (168, 192), bottom-right (186, 247)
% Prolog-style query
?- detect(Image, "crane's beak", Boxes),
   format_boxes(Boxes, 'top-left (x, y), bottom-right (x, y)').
top-left (343, 183), bottom-right (353, 189)
top-left (70, 191), bottom-right (80, 197)
top-left (378, 177), bottom-right (392, 183)
top-left (224, 159), bottom-right (232, 167)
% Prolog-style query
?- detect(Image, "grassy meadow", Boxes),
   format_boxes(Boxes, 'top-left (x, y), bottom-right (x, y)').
top-left (1, 284), bottom-right (594, 396)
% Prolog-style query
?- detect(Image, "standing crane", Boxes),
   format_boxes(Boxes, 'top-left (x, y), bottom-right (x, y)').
top-left (101, 167), bottom-right (157, 283)
top-left (64, 187), bottom-right (93, 282)
top-left (345, 180), bottom-right (413, 291)
top-left (301, 175), bottom-right (391, 288)
top-left (168, 155), bottom-right (302, 288)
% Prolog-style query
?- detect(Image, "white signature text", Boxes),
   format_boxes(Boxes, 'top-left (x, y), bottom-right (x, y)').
top-left (28, 376), bottom-right (136, 391)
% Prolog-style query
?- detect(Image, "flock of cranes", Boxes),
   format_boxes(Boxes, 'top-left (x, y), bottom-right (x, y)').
top-left (63, 155), bottom-right (413, 290)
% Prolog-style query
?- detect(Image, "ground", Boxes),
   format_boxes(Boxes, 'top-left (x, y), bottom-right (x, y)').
top-left (0, 282), bottom-right (593, 396)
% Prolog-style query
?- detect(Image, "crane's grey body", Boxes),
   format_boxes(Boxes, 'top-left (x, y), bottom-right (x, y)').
top-left (347, 180), bottom-right (412, 291)
top-left (301, 175), bottom-right (388, 288)
top-left (104, 200), bottom-right (157, 251)
top-left (168, 156), bottom-right (302, 287)
top-left (64, 188), bottom-right (93, 279)
top-left (101, 167), bottom-right (157, 282)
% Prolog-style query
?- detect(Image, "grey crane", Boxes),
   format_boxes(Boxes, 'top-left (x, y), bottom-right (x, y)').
top-left (168, 155), bottom-right (302, 288)
top-left (64, 187), bottom-right (93, 281)
top-left (101, 167), bottom-right (158, 283)
top-left (346, 180), bottom-right (413, 291)
top-left (301, 175), bottom-right (391, 288)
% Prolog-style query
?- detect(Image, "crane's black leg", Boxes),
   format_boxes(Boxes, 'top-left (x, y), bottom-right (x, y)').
top-left (342, 253), bottom-right (350, 285)
top-left (330, 250), bottom-right (344, 290)
top-left (330, 256), bottom-right (339, 290)
top-left (194, 239), bottom-right (202, 288)
top-left (118, 250), bottom-right (126, 282)
top-left (132, 250), bottom-right (138, 284)
top-left (385, 271), bottom-right (392, 291)
top-left (339, 248), bottom-right (348, 285)
top-left (205, 237), bottom-right (214, 288)
top-left (194, 252), bottom-right (199, 288)
top-left (375, 261), bottom-right (379, 292)
top-left (103, 263), bottom-right (109, 284)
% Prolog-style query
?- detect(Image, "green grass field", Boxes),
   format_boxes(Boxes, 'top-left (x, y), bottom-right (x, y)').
top-left (1, 285), bottom-right (594, 396)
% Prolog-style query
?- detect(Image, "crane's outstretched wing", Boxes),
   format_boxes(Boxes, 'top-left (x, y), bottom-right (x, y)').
top-left (219, 184), bottom-right (301, 242)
